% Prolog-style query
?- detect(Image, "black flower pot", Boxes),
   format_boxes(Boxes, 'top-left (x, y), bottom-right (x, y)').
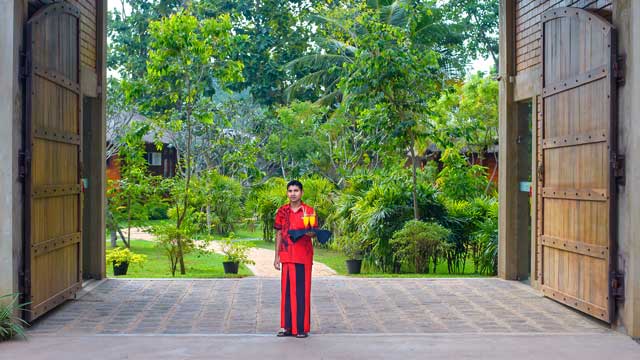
top-left (345, 259), bottom-right (362, 275)
top-left (223, 261), bottom-right (240, 274)
top-left (113, 261), bottom-right (129, 276)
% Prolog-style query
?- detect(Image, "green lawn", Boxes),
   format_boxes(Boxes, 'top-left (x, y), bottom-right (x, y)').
top-left (106, 240), bottom-right (253, 278)
top-left (248, 240), bottom-right (489, 277)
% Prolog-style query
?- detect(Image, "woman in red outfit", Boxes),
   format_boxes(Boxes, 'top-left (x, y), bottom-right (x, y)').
top-left (273, 180), bottom-right (316, 338)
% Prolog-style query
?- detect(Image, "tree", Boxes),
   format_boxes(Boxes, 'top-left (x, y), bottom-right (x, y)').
top-left (264, 101), bottom-right (326, 179)
top-left (108, 0), bottom-right (186, 79)
top-left (107, 122), bottom-right (161, 249)
top-left (132, 9), bottom-right (244, 274)
top-left (284, 0), bottom-right (470, 105)
top-left (338, 3), bottom-right (442, 220)
top-left (195, 0), bottom-right (327, 106)
top-left (431, 72), bottom-right (498, 184)
top-left (442, 0), bottom-right (499, 69)
top-left (106, 78), bottom-right (137, 160)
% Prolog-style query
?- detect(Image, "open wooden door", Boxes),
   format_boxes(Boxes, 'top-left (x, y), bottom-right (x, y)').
top-left (539, 8), bottom-right (619, 323)
top-left (23, 2), bottom-right (83, 322)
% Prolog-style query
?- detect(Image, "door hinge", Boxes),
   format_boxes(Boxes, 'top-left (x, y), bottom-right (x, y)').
top-left (18, 150), bottom-right (26, 181)
top-left (614, 55), bottom-right (626, 86)
top-left (612, 153), bottom-right (625, 185)
top-left (537, 163), bottom-right (544, 179)
top-left (19, 50), bottom-right (27, 80)
top-left (611, 271), bottom-right (624, 301)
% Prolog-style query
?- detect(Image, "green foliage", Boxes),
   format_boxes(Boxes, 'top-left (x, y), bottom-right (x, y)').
top-left (470, 197), bottom-right (499, 275)
top-left (436, 147), bottom-right (489, 201)
top-left (437, 195), bottom-right (497, 274)
top-left (106, 1), bottom-right (502, 278)
top-left (333, 232), bottom-right (366, 260)
top-left (0, 294), bottom-right (29, 341)
top-left (298, 176), bottom-right (336, 230)
top-left (265, 101), bottom-right (328, 179)
top-left (105, 247), bottom-right (148, 267)
top-left (106, 240), bottom-right (252, 278)
top-left (196, 0), bottom-right (323, 105)
top-left (247, 178), bottom-right (288, 243)
top-left (391, 220), bottom-right (450, 273)
top-left (148, 202), bottom-right (170, 220)
top-left (130, 9), bottom-right (244, 275)
top-left (108, 0), bottom-right (185, 79)
top-left (152, 221), bottom-right (195, 276)
top-left (220, 237), bottom-right (256, 265)
top-left (192, 171), bottom-right (243, 235)
top-left (107, 121), bottom-right (164, 248)
top-left (329, 168), bottom-right (445, 272)
top-left (442, 0), bottom-right (499, 68)
top-left (431, 72), bottom-right (498, 154)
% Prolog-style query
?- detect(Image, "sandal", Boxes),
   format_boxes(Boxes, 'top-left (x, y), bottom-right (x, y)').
top-left (295, 333), bottom-right (308, 338)
top-left (277, 329), bottom-right (293, 337)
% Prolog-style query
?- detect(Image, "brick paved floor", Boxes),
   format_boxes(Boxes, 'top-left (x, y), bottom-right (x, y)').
top-left (28, 278), bottom-right (608, 336)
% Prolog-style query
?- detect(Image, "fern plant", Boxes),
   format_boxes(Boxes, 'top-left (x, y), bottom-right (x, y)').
top-left (0, 294), bottom-right (29, 341)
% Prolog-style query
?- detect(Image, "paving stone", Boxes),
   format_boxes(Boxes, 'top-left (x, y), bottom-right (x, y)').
top-left (26, 278), bottom-right (609, 336)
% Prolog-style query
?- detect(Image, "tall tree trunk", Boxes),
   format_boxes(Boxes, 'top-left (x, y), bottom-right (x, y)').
top-left (110, 230), bottom-right (117, 248)
top-left (409, 129), bottom-right (420, 220)
top-left (206, 203), bottom-right (212, 235)
top-left (126, 197), bottom-right (132, 248)
top-left (176, 107), bottom-right (193, 275)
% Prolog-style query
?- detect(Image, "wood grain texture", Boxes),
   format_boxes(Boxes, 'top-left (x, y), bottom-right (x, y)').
top-left (539, 7), bottom-right (615, 322)
top-left (25, 2), bottom-right (83, 321)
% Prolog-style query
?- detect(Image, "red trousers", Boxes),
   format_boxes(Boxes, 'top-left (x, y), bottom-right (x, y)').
top-left (280, 262), bottom-right (312, 334)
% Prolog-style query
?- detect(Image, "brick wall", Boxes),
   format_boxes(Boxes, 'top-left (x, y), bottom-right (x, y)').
top-left (515, 0), bottom-right (612, 72)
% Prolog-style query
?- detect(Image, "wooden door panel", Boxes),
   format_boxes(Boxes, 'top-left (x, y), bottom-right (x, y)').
top-left (539, 8), bottom-right (617, 323)
top-left (24, 2), bottom-right (82, 322)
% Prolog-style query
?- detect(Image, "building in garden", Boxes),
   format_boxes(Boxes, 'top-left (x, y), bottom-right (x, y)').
top-left (498, 0), bottom-right (640, 337)
top-left (107, 123), bottom-right (178, 181)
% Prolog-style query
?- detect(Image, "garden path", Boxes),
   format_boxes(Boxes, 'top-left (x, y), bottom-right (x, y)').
top-left (124, 227), bottom-right (337, 277)
top-left (205, 241), bottom-right (337, 277)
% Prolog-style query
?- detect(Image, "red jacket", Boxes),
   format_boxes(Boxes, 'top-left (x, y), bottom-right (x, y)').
top-left (274, 202), bottom-right (315, 264)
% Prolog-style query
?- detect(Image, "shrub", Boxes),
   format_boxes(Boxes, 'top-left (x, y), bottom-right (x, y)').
top-left (152, 221), bottom-right (195, 276)
top-left (436, 147), bottom-right (489, 201)
top-left (334, 232), bottom-right (366, 260)
top-left (0, 294), bottom-right (29, 341)
top-left (220, 236), bottom-right (255, 265)
top-left (298, 176), bottom-right (336, 230)
top-left (391, 220), bottom-right (450, 274)
top-left (329, 167), bottom-right (446, 273)
top-left (470, 198), bottom-right (498, 275)
top-left (148, 202), bottom-right (169, 220)
top-left (193, 171), bottom-right (243, 235)
top-left (439, 197), bottom-right (478, 274)
top-left (246, 178), bottom-right (287, 243)
top-left (105, 247), bottom-right (147, 267)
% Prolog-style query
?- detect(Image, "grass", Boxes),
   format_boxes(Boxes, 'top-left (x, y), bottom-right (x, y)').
top-left (109, 221), bottom-right (491, 279)
top-left (248, 240), bottom-right (489, 278)
top-left (106, 240), bottom-right (252, 278)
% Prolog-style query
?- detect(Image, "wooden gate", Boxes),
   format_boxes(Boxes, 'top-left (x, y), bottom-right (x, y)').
top-left (539, 8), bottom-right (619, 322)
top-left (23, 2), bottom-right (83, 322)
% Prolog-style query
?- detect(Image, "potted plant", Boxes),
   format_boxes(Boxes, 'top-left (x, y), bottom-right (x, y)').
top-left (339, 234), bottom-right (365, 275)
top-left (105, 247), bottom-right (147, 276)
top-left (220, 238), bottom-right (255, 274)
